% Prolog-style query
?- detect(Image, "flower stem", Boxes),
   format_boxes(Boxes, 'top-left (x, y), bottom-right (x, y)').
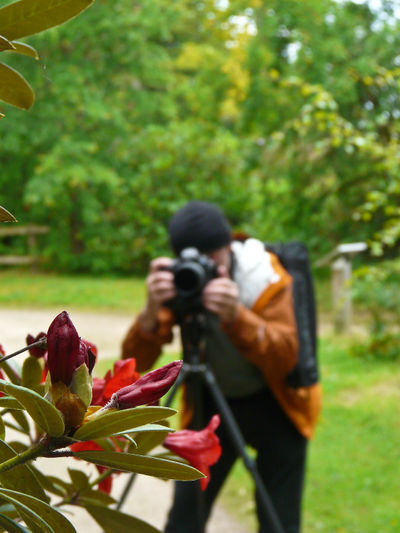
top-left (0, 339), bottom-right (47, 364)
top-left (0, 441), bottom-right (47, 474)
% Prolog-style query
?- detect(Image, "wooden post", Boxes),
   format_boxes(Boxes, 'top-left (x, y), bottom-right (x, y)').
top-left (332, 256), bottom-right (352, 333)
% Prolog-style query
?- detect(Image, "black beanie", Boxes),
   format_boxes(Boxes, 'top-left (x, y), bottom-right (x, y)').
top-left (168, 201), bottom-right (232, 255)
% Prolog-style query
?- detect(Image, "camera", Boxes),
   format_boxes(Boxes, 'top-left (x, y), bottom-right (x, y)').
top-left (168, 247), bottom-right (218, 317)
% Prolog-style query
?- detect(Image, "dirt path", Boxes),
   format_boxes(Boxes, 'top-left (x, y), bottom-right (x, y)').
top-left (0, 307), bottom-right (248, 533)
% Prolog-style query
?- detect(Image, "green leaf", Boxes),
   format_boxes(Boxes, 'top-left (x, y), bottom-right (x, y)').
top-left (0, 488), bottom-right (77, 533)
top-left (21, 356), bottom-right (43, 392)
top-left (70, 363), bottom-right (92, 408)
top-left (0, 419), bottom-right (4, 441)
top-left (132, 427), bottom-right (172, 455)
top-left (0, 362), bottom-right (20, 384)
top-left (28, 467), bottom-right (67, 497)
top-left (73, 450), bottom-right (204, 481)
top-left (85, 503), bottom-right (162, 533)
top-left (0, 35), bottom-right (15, 51)
top-left (68, 468), bottom-right (89, 490)
top-left (9, 409), bottom-right (30, 434)
top-left (0, 380), bottom-right (65, 437)
top-left (0, 206), bottom-right (17, 222)
top-left (78, 489), bottom-right (116, 507)
top-left (0, 397), bottom-right (23, 409)
top-left (9, 41), bottom-right (39, 59)
top-left (73, 406), bottom-right (176, 441)
top-left (0, 0), bottom-right (95, 40)
top-left (0, 441), bottom-right (48, 502)
top-left (0, 63), bottom-right (34, 109)
top-left (0, 514), bottom-right (29, 533)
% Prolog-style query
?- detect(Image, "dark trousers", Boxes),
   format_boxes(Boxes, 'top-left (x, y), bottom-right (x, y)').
top-left (165, 386), bottom-right (307, 533)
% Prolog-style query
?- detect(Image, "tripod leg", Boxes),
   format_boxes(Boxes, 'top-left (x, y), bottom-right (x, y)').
top-left (203, 367), bottom-right (285, 533)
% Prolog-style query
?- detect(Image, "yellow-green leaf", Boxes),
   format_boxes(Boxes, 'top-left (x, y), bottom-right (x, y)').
top-left (0, 63), bottom-right (34, 109)
top-left (0, 441), bottom-right (47, 502)
top-left (0, 206), bottom-right (17, 222)
top-left (0, 380), bottom-right (65, 437)
top-left (9, 41), bottom-right (39, 59)
top-left (85, 504), bottom-right (161, 533)
top-left (0, 35), bottom-right (15, 51)
top-left (0, 0), bottom-right (95, 41)
top-left (73, 406), bottom-right (176, 441)
top-left (0, 397), bottom-right (22, 409)
top-left (22, 356), bottom-right (42, 391)
top-left (0, 488), bottom-right (76, 533)
top-left (67, 468), bottom-right (89, 490)
top-left (73, 450), bottom-right (204, 481)
top-left (132, 427), bottom-right (172, 455)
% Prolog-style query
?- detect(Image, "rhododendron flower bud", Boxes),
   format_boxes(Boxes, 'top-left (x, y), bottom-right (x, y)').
top-left (163, 414), bottom-right (222, 490)
top-left (47, 311), bottom-right (81, 385)
top-left (108, 360), bottom-right (183, 410)
top-left (92, 359), bottom-right (140, 406)
top-left (26, 332), bottom-right (47, 358)
top-left (76, 340), bottom-right (96, 375)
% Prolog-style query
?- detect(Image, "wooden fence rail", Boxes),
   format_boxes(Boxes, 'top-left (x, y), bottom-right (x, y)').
top-left (0, 224), bottom-right (49, 266)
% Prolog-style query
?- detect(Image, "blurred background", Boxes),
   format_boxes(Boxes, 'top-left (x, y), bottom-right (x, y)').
top-left (1, 0), bottom-right (400, 531)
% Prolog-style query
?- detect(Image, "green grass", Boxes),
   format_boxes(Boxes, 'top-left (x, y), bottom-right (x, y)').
top-left (0, 268), bottom-right (146, 313)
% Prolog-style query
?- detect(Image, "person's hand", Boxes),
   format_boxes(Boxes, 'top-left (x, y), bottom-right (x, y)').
top-left (140, 257), bottom-right (177, 331)
top-left (202, 265), bottom-right (239, 323)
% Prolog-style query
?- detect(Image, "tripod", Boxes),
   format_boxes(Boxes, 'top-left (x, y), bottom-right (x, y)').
top-left (117, 311), bottom-right (285, 533)
top-left (163, 311), bottom-right (285, 533)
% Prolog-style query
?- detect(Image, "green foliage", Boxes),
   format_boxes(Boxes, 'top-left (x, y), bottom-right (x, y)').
top-left (351, 260), bottom-right (400, 360)
top-left (2, 0), bottom-right (400, 279)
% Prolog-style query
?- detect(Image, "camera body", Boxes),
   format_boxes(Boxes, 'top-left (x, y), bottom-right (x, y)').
top-left (168, 247), bottom-right (218, 317)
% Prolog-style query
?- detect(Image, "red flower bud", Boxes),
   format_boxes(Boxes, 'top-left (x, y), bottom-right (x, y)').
top-left (26, 332), bottom-right (47, 358)
top-left (47, 311), bottom-right (81, 385)
top-left (91, 359), bottom-right (140, 406)
top-left (108, 360), bottom-right (183, 410)
top-left (163, 414), bottom-right (222, 490)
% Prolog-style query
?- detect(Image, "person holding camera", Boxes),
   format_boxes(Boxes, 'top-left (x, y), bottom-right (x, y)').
top-left (121, 201), bottom-right (321, 533)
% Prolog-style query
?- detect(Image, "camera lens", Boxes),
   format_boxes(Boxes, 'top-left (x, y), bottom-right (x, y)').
top-left (174, 262), bottom-right (206, 296)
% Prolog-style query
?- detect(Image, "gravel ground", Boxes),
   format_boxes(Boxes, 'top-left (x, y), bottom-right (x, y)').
top-left (0, 307), bottom-right (248, 533)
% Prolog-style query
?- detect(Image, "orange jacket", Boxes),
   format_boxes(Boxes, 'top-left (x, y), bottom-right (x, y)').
top-left (121, 256), bottom-right (321, 439)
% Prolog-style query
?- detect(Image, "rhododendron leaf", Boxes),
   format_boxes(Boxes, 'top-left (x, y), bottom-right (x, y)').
top-left (0, 0), bottom-right (95, 40)
top-left (0, 397), bottom-right (22, 409)
top-left (0, 441), bottom-right (47, 502)
top-left (0, 488), bottom-right (76, 533)
top-left (133, 428), bottom-right (172, 455)
top-left (0, 380), bottom-right (65, 437)
top-left (0, 419), bottom-right (4, 440)
top-left (22, 356), bottom-right (42, 391)
top-left (0, 361), bottom-right (21, 384)
top-left (0, 63), bottom-right (34, 109)
top-left (68, 468), bottom-right (89, 490)
top-left (0, 35), bottom-right (14, 51)
top-left (28, 467), bottom-right (67, 497)
top-left (73, 450), bottom-right (204, 481)
top-left (0, 514), bottom-right (28, 533)
top-left (79, 489), bottom-right (116, 507)
top-left (0, 206), bottom-right (17, 222)
top-left (70, 363), bottom-right (92, 408)
top-left (73, 406), bottom-right (176, 441)
top-left (85, 504), bottom-right (161, 533)
top-left (9, 41), bottom-right (39, 59)
top-left (9, 409), bottom-right (30, 433)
